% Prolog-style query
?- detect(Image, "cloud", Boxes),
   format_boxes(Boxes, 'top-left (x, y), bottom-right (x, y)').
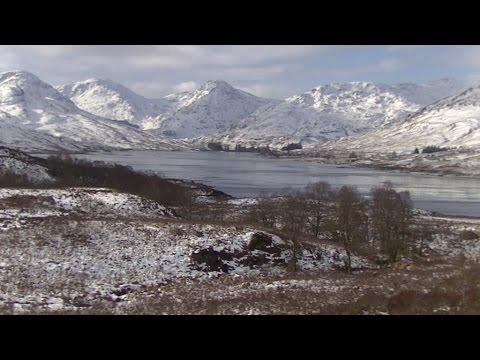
top-left (376, 58), bottom-right (402, 72)
top-left (129, 81), bottom-right (170, 98)
top-left (237, 84), bottom-right (290, 98)
top-left (1, 45), bottom-right (478, 99)
top-left (172, 81), bottom-right (199, 93)
top-left (0, 46), bottom-right (18, 72)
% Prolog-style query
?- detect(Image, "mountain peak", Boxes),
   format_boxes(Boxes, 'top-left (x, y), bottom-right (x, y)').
top-left (64, 77), bottom-right (133, 94)
top-left (56, 77), bottom-right (173, 127)
top-left (0, 70), bottom-right (45, 86)
top-left (0, 70), bottom-right (72, 108)
top-left (202, 79), bottom-right (234, 91)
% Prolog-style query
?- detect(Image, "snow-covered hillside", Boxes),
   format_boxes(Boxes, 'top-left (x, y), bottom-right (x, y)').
top-left (0, 71), bottom-right (184, 152)
top-left (3, 70), bottom-right (477, 154)
top-left (58, 78), bottom-right (274, 139)
top-left (318, 84), bottom-right (480, 154)
top-left (0, 146), bottom-right (54, 183)
top-left (198, 80), bottom-right (472, 150)
top-left (0, 117), bottom-right (87, 153)
top-left (57, 78), bottom-right (171, 127)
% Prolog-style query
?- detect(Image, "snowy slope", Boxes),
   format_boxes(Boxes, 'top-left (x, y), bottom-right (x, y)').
top-left (0, 71), bottom-right (183, 152)
top-left (0, 146), bottom-right (54, 183)
top-left (199, 80), bottom-right (472, 150)
top-left (146, 80), bottom-right (274, 138)
top-left (318, 84), bottom-right (480, 153)
top-left (57, 78), bottom-right (171, 127)
top-left (58, 78), bottom-right (274, 139)
top-left (0, 116), bottom-right (86, 153)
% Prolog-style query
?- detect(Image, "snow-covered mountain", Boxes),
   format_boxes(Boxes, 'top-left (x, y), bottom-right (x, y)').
top-left (200, 80), bottom-right (472, 150)
top-left (56, 76), bottom-right (473, 150)
top-left (0, 71), bottom-right (183, 152)
top-left (3, 71), bottom-right (477, 154)
top-left (318, 84), bottom-right (480, 153)
top-left (58, 78), bottom-right (274, 139)
top-left (147, 80), bottom-right (274, 138)
top-left (56, 78), bottom-right (171, 127)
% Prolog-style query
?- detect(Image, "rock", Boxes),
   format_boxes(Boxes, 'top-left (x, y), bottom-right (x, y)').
top-left (207, 142), bottom-right (224, 151)
top-left (281, 143), bottom-right (303, 151)
top-left (248, 232), bottom-right (273, 251)
top-left (239, 253), bottom-right (269, 268)
top-left (190, 247), bottom-right (234, 272)
top-left (111, 284), bottom-right (138, 297)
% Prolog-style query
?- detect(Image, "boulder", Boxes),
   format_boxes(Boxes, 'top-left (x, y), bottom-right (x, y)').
top-left (281, 143), bottom-right (302, 151)
top-left (248, 232), bottom-right (273, 251)
top-left (190, 247), bottom-right (234, 272)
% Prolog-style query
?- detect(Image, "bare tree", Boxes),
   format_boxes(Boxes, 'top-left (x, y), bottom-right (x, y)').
top-left (415, 223), bottom-right (434, 257)
top-left (248, 196), bottom-right (279, 229)
top-left (278, 192), bottom-right (309, 272)
top-left (370, 182), bottom-right (413, 263)
top-left (330, 186), bottom-right (368, 273)
top-left (303, 181), bottom-right (332, 239)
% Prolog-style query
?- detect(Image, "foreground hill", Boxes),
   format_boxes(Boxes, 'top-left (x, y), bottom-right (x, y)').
top-left (0, 184), bottom-right (478, 314)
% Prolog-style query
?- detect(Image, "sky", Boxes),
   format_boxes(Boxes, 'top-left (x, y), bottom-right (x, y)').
top-left (1, 45), bottom-right (480, 99)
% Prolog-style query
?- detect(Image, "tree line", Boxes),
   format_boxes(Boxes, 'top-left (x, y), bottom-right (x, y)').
top-left (1, 154), bottom-right (195, 207)
top-left (247, 181), bottom-right (415, 273)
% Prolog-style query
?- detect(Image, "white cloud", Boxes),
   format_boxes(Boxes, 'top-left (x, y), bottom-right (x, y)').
top-left (237, 84), bottom-right (290, 98)
top-left (129, 81), bottom-right (169, 98)
top-left (376, 58), bottom-right (402, 72)
top-left (2, 45), bottom-right (478, 99)
top-left (0, 46), bottom-right (18, 72)
top-left (172, 81), bottom-right (198, 93)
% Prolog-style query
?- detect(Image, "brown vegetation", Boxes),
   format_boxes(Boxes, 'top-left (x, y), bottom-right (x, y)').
top-left (1, 154), bottom-right (196, 207)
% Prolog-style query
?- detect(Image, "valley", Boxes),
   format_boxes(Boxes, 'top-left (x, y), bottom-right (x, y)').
top-left (2, 64), bottom-right (480, 315)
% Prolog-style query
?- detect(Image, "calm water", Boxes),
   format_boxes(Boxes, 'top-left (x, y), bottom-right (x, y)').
top-left (72, 150), bottom-right (480, 217)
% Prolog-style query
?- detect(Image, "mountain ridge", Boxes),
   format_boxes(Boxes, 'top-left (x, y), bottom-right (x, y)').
top-left (0, 71), bottom-right (186, 152)
top-left (316, 83), bottom-right (480, 153)
top-left (2, 70), bottom-right (479, 154)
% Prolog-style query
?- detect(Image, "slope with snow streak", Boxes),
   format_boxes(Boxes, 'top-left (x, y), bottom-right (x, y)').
top-left (0, 71), bottom-right (183, 151)
top-left (0, 116), bottom-right (85, 152)
top-left (318, 85), bottom-right (480, 154)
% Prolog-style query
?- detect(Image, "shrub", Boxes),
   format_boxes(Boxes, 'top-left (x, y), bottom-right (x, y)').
top-left (422, 145), bottom-right (448, 154)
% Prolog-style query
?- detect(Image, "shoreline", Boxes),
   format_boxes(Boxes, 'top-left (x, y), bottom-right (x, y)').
top-left (26, 148), bottom-right (480, 217)
top-left (35, 149), bottom-right (480, 180)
